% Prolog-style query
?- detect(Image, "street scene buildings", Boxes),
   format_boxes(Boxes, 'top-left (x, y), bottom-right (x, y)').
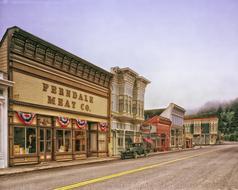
top-left (1, 1), bottom-right (238, 190)
top-left (0, 26), bottom-right (229, 169)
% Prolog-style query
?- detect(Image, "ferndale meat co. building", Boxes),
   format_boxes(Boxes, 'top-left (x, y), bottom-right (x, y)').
top-left (0, 26), bottom-right (112, 167)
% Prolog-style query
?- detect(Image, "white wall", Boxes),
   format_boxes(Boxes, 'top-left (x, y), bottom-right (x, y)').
top-left (0, 85), bottom-right (8, 168)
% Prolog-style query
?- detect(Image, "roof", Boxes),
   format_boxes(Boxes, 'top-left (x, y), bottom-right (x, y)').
top-left (145, 108), bottom-right (166, 115)
top-left (1, 26), bottom-right (112, 87)
top-left (143, 115), bottom-right (171, 126)
top-left (111, 66), bottom-right (151, 84)
top-left (170, 103), bottom-right (186, 112)
top-left (144, 108), bottom-right (166, 120)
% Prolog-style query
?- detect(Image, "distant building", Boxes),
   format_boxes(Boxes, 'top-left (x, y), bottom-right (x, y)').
top-left (145, 103), bottom-right (186, 150)
top-left (184, 115), bottom-right (218, 145)
top-left (142, 116), bottom-right (171, 151)
top-left (110, 67), bottom-right (150, 156)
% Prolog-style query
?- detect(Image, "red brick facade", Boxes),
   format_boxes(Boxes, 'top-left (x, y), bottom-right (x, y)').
top-left (142, 116), bottom-right (171, 151)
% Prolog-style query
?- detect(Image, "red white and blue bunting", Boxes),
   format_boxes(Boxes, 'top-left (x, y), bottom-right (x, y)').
top-left (99, 122), bottom-right (108, 132)
top-left (17, 112), bottom-right (35, 125)
top-left (75, 119), bottom-right (87, 129)
top-left (57, 116), bottom-right (70, 128)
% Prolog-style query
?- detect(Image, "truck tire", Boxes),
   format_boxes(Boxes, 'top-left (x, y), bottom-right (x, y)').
top-left (134, 153), bottom-right (138, 159)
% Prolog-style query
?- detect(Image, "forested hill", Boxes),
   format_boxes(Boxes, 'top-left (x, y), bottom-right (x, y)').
top-left (197, 97), bottom-right (238, 141)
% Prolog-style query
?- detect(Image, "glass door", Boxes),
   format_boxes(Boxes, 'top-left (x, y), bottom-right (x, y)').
top-left (39, 128), bottom-right (52, 161)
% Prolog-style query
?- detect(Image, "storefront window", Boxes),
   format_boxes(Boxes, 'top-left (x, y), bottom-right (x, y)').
top-left (56, 130), bottom-right (71, 152)
top-left (75, 131), bottom-right (85, 152)
top-left (14, 127), bottom-right (36, 155)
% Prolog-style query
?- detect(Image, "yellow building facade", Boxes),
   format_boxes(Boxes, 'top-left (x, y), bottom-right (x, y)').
top-left (184, 116), bottom-right (218, 145)
top-left (0, 26), bottom-right (112, 166)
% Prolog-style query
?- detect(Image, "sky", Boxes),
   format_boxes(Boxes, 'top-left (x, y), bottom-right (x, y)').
top-left (0, 0), bottom-right (238, 111)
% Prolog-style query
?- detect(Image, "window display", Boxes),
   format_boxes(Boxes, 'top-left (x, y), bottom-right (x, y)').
top-left (14, 127), bottom-right (36, 155)
top-left (56, 130), bottom-right (71, 152)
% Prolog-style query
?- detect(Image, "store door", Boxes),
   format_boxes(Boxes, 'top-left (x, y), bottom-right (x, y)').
top-left (39, 128), bottom-right (52, 162)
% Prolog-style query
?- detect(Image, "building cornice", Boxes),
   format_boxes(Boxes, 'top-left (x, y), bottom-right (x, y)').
top-left (3, 26), bottom-right (112, 89)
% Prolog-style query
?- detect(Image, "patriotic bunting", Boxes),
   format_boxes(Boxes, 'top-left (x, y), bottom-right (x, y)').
top-left (75, 119), bottom-right (87, 129)
top-left (17, 112), bottom-right (35, 125)
top-left (99, 122), bottom-right (108, 132)
top-left (57, 116), bottom-right (70, 128)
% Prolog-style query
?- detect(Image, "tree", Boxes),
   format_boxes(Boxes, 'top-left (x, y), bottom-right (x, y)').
top-left (219, 111), bottom-right (235, 134)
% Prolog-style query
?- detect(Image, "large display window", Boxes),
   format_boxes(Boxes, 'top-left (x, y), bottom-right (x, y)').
top-left (56, 130), bottom-right (72, 152)
top-left (14, 127), bottom-right (36, 155)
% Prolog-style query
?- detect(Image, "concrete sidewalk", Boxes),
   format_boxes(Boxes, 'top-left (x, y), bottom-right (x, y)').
top-left (0, 148), bottom-right (197, 177)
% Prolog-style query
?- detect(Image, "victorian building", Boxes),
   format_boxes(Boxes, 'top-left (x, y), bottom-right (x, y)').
top-left (142, 116), bottom-right (171, 152)
top-left (184, 115), bottom-right (218, 145)
top-left (0, 26), bottom-right (112, 166)
top-left (110, 67), bottom-right (150, 156)
top-left (145, 103), bottom-right (186, 150)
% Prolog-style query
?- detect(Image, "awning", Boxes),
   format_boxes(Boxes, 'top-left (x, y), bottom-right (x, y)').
top-left (143, 138), bottom-right (153, 144)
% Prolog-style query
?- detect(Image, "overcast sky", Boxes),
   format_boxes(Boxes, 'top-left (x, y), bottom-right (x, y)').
top-left (0, 0), bottom-right (238, 110)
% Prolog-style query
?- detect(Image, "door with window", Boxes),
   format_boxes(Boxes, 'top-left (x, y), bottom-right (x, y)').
top-left (39, 128), bottom-right (52, 161)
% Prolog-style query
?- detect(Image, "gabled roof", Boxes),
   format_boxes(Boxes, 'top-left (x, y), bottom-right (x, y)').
top-left (144, 108), bottom-right (166, 116)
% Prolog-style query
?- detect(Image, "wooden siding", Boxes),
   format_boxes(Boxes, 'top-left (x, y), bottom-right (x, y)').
top-left (0, 36), bottom-right (8, 73)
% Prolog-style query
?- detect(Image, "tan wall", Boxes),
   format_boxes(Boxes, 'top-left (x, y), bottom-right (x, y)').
top-left (0, 37), bottom-right (8, 73)
top-left (12, 71), bottom-right (108, 118)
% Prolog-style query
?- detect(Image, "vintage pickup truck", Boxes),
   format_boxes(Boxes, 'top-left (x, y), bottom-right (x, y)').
top-left (120, 143), bottom-right (149, 159)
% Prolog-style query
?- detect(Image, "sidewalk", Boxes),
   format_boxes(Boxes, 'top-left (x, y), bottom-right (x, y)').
top-left (0, 148), bottom-right (197, 177)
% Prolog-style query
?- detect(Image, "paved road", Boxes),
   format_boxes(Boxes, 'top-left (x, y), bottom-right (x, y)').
top-left (0, 144), bottom-right (237, 190)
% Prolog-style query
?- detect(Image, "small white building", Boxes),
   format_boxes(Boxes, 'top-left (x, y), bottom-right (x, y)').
top-left (0, 72), bottom-right (14, 168)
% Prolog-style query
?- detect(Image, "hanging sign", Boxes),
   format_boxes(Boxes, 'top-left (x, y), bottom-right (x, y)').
top-left (57, 116), bottom-right (70, 128)
top-left (17, 111), bottom-right (35, 125)
top-left (75, 119), bottom-right (87, 129)
top-left (99, 122), bottom-right (108, 132)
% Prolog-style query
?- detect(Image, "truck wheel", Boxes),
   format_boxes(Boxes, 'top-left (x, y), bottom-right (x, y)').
top-left (134, 153), bottom-right (138, 159)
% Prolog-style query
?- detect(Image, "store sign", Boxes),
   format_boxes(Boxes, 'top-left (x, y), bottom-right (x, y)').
top-left (13, 72), bottom-right (108, 117)
top-left (140, 125), bottom-right (151, 133)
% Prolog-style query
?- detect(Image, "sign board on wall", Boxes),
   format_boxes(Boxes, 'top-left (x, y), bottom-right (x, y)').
top-left (12, 71), bottom-right (108, 117)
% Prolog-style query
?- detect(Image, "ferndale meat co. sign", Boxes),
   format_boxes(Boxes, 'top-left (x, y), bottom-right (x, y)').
top-left (13, 71), bottom-right (108, 117)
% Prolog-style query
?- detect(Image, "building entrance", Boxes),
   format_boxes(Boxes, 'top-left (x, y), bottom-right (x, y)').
top-left (39, 128), bottom-right (53, 162)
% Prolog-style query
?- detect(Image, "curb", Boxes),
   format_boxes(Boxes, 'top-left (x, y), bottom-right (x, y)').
top-left (0, 147), bottom-right (199, 177)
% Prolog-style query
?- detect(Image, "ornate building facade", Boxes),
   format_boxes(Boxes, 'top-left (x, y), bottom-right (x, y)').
top-left (0, 26), bottom-right (112, 166)
top-left (184, 115), bottom-right (218, 145)
top-left (110, 67), bottom-right (150, 156)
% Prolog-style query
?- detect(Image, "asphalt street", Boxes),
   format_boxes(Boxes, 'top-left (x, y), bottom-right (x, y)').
top-left (0, 144), bottom-right (237, 190)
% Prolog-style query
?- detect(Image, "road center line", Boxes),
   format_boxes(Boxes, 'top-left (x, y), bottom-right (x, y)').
top-left (54, 149), bottom-right (219, 190)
